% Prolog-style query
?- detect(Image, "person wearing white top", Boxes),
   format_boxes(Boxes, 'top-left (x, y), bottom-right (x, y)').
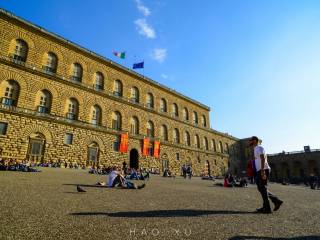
top-left (108, 166), bottom-right (146, 189)
top-left (250, 136), bottom-right (283, 214)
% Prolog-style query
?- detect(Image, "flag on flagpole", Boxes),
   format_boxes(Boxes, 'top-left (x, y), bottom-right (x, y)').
top-left (119, 133), bottom-right (129, 153)
top-left (133, 61), bottom-right (144, 69)
top-left (142, 138), bottom-right (149, 156)
top-left (113, 51), bottom-right (126, 59)
top-left (154, 141), bottom-right (160, 158)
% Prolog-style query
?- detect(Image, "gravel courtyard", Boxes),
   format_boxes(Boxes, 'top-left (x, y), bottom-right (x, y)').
top-left (0, 168), bottom-right (319, 240)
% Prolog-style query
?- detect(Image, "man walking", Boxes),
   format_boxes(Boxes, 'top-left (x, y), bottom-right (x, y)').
top-left (249, 136), bottom-right (283, 214)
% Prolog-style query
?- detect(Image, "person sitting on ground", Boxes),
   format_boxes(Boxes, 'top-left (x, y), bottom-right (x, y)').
top-left (224, 174), bottom-right (236, 187)
top-left (224, 174), bottom-right (232, 187)
top-left (130, 169), bottom-right (139, 180)
top-left (108, 167), bottom-right (145, 189)
top-left (182, 165), bottom-right (187, 179)
top-left (187, 166), bottom-right (193, 179)
top-left (140, 169), bottom-right (150, 180)
top-left (235, 177), bottom-right (248, 187)
top-left (0, 159), bottom-right (7, 171)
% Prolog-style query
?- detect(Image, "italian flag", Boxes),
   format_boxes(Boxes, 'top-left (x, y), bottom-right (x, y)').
top-left (113, 51), bottom-right (125, 59)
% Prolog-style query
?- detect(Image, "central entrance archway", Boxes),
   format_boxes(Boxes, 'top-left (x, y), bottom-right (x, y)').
top-left (129, 148), bottom-right (139, 169)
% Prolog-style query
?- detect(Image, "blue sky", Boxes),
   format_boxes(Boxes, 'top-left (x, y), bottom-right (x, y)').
top-left (1, 0), bottom-right (319, 153)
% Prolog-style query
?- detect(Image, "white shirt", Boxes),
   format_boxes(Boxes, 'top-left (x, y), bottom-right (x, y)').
top-left (108, 170), bottom-right (118, 187)
top-left (254, 145), bottom-right (270, 171)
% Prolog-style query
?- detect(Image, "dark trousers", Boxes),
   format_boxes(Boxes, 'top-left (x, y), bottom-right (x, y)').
top-left (256, 170), bottom-right (281, 210)
top-left (112, 175), bottom-right (124, 187)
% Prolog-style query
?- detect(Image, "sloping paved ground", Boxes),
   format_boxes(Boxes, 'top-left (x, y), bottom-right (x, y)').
top-left (0, 168), bottom-right (319, 240)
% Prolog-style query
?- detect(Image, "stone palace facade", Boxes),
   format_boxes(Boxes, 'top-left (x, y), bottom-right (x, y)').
top-left (0, 9), bottom-right (241, 176)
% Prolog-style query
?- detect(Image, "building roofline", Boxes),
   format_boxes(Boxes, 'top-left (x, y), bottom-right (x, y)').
top-left (267, 149), bottom-right (320, 157)
top-left (0, 8), bottom-right (210, 111)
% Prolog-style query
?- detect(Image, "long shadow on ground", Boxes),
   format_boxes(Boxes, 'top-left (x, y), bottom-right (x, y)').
top-left (63, 184), bottom-right (109, 188)
top-left (229, 236), bottom-right (320, 240)
top-left (70, 209), bottom-right (254, 218)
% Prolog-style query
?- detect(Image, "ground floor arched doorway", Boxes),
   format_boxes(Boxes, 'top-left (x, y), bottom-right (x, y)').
top-left (130, 148), bottom-right (139, 169)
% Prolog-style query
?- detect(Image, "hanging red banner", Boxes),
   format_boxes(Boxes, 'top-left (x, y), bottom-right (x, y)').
top-left (154, 140), bottom-right (160, 158)
top-left (119, 133), bottom-right (129, 153)
top-left (142, 138), bottom-right (150, 156)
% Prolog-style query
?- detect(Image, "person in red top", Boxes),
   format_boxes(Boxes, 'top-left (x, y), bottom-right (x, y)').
top-left (246, 160), bottom-right (254, 184)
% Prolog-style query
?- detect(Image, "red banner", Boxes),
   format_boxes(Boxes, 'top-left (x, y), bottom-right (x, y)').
top-left (119, 133), bottom-right (129, 153)
top-left (142, 138), bottom-right (149, 156)
top-left (154, 141), bottom-right (160, 158)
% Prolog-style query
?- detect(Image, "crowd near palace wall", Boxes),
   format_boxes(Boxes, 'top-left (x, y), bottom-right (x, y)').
top-left (0, 9), bottom-right (241, 176)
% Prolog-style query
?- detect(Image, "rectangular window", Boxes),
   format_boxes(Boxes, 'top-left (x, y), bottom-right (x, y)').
top-left (0, 122), bottom-right (8, 135)
top-left (176, 153), bottom-right (180, 160)
top-left (64, 133), bottom-right (73, 145)
top-left (113, 141), bottom-right (119, 151)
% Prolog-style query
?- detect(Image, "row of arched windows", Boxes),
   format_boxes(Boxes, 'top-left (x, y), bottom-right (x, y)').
top-left (1, 80), bottom-right (230, 153)
top-left (8, 39), bottom-right (208, 128)
top-left (1, 79), bottom-right (232, 153)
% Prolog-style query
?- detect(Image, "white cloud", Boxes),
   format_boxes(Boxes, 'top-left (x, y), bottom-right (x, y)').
top-left (161, 74), bottom-right (168, 79)
top-left (134, 0), bottom-right (151, 17)
top-left (134, 18), bottom-right (156, 39)
top-left (151, 48), bottom-right (167, 63)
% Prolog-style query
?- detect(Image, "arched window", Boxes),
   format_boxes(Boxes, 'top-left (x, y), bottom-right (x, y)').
top-left (194, 134), bottom-right (200, 148)
top-left (202, 115), bottom-right (207, 127)
top-left (173, 128), bottom-right (180, 143)
top-left (94, 72), bottom-right (104, 90)
top-left (160, 98), bottom-right (167, 112)
top-left (113, 80), bottom-right (123, 97)
top-left (130, 87), bottom-right (139, 103)
top-left (211, 139), bottom-right (216, 152)
top-left (225, 143), bottom-right (229, 154)
top-left (183, 107), bottom-right (189, 121)
top-left (172, 103), bottom-right (179, 117)
top-left (219, 141), bottom-right (223, 153)
top-left (11, 39), bottom-right (28, 62)
top-left (43, 52), bottom-right (57, 73)
top-left (160, 125), bottom-right (168, 141)
top-left (37, 90), bottom-right (52, 113)
top-left (146, 121), bottom-right (154, 137)
top-left (71, 63), bottom-right (83, 82)
top-left (66, 98), bottom-right (79, 120)
top-left (193, 111), bottom-right (198, 124)
top-left (91, 105), bottom-right (101, 125)
top-left (1, 80), bottom-right (20, 106)
top-left (130, 116), bottom-right (139, 134)
top-left (204, 137), bottom-right (209, 150)
top-left (146, 93), bottom-right (154, 108)
top-left (184, 131), bottom-right (191, 146)
top-left (112, 111), bottom-right (122, 130)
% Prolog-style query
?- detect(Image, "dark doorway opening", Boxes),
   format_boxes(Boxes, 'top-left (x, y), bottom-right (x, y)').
top-left (205, 160), bottom-right (211, 176)
top-left (130, 149), bottom-right (139, 169)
